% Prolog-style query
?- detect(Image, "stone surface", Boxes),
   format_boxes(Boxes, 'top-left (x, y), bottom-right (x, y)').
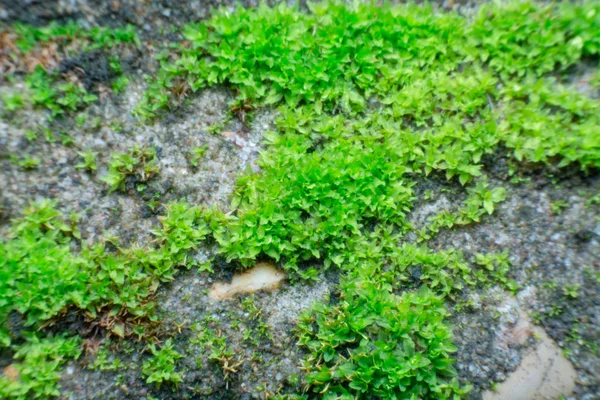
top-left (483, 323), bottom-right (576, 400)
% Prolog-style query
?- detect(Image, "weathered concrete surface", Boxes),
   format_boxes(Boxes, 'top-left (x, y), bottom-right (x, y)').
top-left (483, 315), bottom-right (576, 400)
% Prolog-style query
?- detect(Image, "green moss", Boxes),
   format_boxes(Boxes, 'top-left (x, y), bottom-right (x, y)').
top-left (0, 199), bottom-right (210, 343)
top-left (136, 1), bottom-right (599, 119)
top-left (11, 21), bottom-right (137, 54)
top-left (9, 154), bottom-right (42, 170)
top-left (74, 149), bottom-right (98, 172)
top-left (498, 77), bottom-right (600, 170)
top-left (91, 343), bottom-right (124, 372)
top-left (0, 334), bottom-right (81, 400)
top-left (297, 281), bottom-right (470, 399)
top-left (190, 317), bottom-right (242, 383)
top-left (418, 178), bottom-right (507, 242)
top-left (0, 200), bottom-right (87, 335)
top-left (164, 2), bottom-right (598, 277)
top-left (1, 22), bottom-right (138, 118)
top-left (187, 145), bottom-right (208, 168)
top-left (135, 2), bottom-right (466, 119)
top-left (211, 110), bottom-right (415, 271)
top-left (469, 1), bottom-right (598, 76)
top-left (101, 146), bottom-right (160, 193)
top-left (1, 1), bottom-right (598, 397)
top-left (142, 339), bottom-right (183, 388)
top-left (23, 67), bottom-right (99, 117)
top-left (131, 2), bottom-right (598, 396)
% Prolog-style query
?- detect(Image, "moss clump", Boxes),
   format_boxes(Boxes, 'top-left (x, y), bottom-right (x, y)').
top-left (298, 280), bottom-right (469, 399)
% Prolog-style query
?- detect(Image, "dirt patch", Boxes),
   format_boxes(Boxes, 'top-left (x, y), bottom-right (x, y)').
top-left (58, 50), bottom-right (116, 91)
top-left (0, 29), bottom-right (62, 76)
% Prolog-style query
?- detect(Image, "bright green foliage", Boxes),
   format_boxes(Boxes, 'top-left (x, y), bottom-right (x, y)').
top-left (293, 232), bottom-right (513, 396)
top-left (187, 145), bottom-right (208, 168)
top-left (0, 67), bottom-right (98, 117)
top-left (108, 56), bottom-right (131, 93)
top-left (101, 146), bottom-right (160, 192)
top-left (473, 180), bottom-right (507, 216)
top-left (419, 178), bottom-right (506, 241)
top-left (91, 343), bottom-right (123, 371)
top-left (556, 2), bottom-right (600, 57)
top-left (112, 75), bottom-right (130, 94)
top-left (379, 69), bottom-right (499, 184)
top-left (137, 1), bottom-right (600, 172)
top-left (0, 200), bottom-right (210, 342)
top-left (469, 1), bottom-right (599, 76)
top-left (24, 129), bottom-right (38, 141)
top-left (11, 21), bottom-right (137, 54)
top-left (136, 1), bottom-right (599, 119)
top-left (75, 149), bottom-right (98, 172)
top-left (472, 251), bottom-right (517, 293)
top-left (109, 55), bottom-right (122, 74)
top-left (145, 200), bottom-right (211, 280)
top-left (210, 102), bottom-right (510, 271)
top-left (0, 334), bottom-right (81, 400)
top-left (80, 242), bottom-right (159, 327)
top-left (142, 339), bottom-right (183, 387)
top-left (1, 93), bottom-right (24, 112)
top-left (9, 154), bottom-right (41, 170)
top-left (0, 200), bottom-right (86, 336)
top-left (191, 321), bottom-right (228, 356)
top-left (165, 5), bottom-right (598, 394)
top-left (551, 200), bottom-right (569, 215)
top-left (383, 245), bottom-right (473, 297)
top-left (212, 112), bottom-right (414, 270)
top-left (81, 200), bottom-right (210, 324)
top-left (155, 1), bottom-right (598, 276)
top-left (135, 1), bottom-right (466, 119)
top-left (498, 77), bottom-right (600, 170)
top-left (2, 1), bottom-right (598, 397)
top-left (297, 280), bottom-right (470, 399)
top-left (562, 283), bottom-right (581, 299)
top-left (24, 67), bottom-right (98, 117)
top-left (347, 240), bottom-right (516, 299)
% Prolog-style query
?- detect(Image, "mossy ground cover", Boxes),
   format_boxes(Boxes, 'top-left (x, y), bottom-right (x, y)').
top-left (1, 22), bottom-right (137, 119)
top-left (0, 1), bottom-right (599, 398)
